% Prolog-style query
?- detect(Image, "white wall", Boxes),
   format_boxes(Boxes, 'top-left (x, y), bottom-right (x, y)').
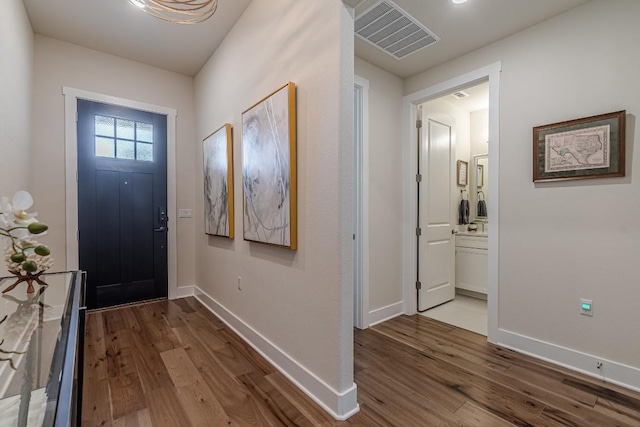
top-left (354, 57), bottom-right (404, 315)
top-left (405, 0), bottom-right (640, 382)
top-left (470, 109), bottom-right (488, 157)
top-left (0, 1), bottom-right (33, 276)
top-left (0, 1), bottom-right (33, 196)
top-left (194, 0), bottom-right (357, 418)
top-left (32, 36), bottom-right (197, 288)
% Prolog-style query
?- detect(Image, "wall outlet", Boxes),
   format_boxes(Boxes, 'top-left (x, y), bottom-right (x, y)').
top-left (596, 361), bottom-right (603, 370)
top-left (580, 298), bottom-right (593, 316)
top-left (237, 276), bottom-right (242, 291)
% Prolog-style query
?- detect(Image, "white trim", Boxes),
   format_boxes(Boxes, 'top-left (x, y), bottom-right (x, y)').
top-left (62, 87), bottom-right (179, 300)
top-left (497, 328), bottom-right (640, 393)
top-left (172, 285), bottom-right (195, 299)
top-left (401, 62), bottom-right (502, 343)
top-left (193, 286), bottom-right (360, 420)
top-left (342, 0), bottom-right (365, 7)
top-left (353, 75), bottom-right (370, 330)
top-left (368, 301), bottom-right (404, 327)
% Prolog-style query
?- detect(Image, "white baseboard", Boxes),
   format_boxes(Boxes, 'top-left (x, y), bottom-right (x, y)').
top-left (170, 285), bottom-right (195, 300)
top-left (368, 301), bottom-right (404, 327)
top-left (193, 287), bottom-right (360, 420)
top-left (497, 328), bottom-right (640, 393)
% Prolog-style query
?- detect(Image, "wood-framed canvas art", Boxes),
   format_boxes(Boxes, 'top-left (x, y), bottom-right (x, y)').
top-left (457, 160), bottom-right (468, 186)
top-left (533, 110), bottom-right (625, 182)
top-left (203, 123), bottom-right (234, 238)
top-left (242, 82), bottom-right (297, 250)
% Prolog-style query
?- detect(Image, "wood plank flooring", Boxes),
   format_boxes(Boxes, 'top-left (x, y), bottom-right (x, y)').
top-left (82, 298), bottom-right (640, 426)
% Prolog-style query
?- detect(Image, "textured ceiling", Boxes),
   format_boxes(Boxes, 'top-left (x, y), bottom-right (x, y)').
top-left (444, 81), bottom-right (489, 113)
top-left (354, 0), bottom-right (591, 78)
top-left (24, 0), bottom-right (591, 79)
top-left (23, 0), bottom-right (252, 77)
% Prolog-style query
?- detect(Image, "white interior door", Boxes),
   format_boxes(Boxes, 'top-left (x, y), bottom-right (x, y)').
top-left (418, 114), bottom-right (456, 311)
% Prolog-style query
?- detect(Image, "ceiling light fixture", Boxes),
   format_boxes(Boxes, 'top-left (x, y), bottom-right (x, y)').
top-left (128, 0), bottom-right (218, 24)
top-left (451, 0), bottom-right (469, 4)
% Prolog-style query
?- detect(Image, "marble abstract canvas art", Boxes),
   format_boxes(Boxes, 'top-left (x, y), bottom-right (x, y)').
top-left (242, 82), bottom-right (297, 249)
top-left (203, 124), bottom-right (234, 237)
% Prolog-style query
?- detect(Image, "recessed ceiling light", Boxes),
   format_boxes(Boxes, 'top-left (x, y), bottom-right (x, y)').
top-left (452, 0), bottom-right (469, 4)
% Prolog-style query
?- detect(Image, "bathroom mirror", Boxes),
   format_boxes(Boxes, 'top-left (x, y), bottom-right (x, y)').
top-left (472, 154), bottom-right (488, 221)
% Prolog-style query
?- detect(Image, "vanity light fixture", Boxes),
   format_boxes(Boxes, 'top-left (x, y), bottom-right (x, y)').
top-left (128, 0), bottom-right (218, 24)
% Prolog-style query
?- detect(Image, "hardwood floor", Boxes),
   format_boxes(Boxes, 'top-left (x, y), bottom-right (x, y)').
top-left (82, 298), bottom-right (640, 426)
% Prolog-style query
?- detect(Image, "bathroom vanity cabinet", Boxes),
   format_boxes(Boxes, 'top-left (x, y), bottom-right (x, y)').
top-left (455, 234), bottom-right (488, 295)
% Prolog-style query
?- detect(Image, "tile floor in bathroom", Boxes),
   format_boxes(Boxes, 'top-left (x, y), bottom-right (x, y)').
top-left (419, 294), bottom-right (487, 336)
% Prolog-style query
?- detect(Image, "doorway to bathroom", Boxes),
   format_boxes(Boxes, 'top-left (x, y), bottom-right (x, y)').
top-left (403, 63), bottom-right (500, 341)
top-left (416, 81), bottom-right (489, 336)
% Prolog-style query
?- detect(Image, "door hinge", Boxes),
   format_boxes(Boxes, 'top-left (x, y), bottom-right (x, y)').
top-left (76, 230), bottom-right (79, 241)
top-left (416, 173), bottom-right (422, 182)
top-left (416, 119), bottom-right (422, 129)
top-left (75, 111), bottom-right (78, 123)
top-left (76, 171), bottom-right (79, 182)
top-left (352, 234), bottom-right (356, 240)
top-left (416, 281), bottom-right (422, 290)
top-left (416, 227), bottom-right (422, 236)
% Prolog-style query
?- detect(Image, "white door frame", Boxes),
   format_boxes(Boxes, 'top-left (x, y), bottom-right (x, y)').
top-left (353, 75), bottom-right (370, 329)
top-left (62, 87), bottom-right (181, 300)
top-left (402, 62), bottom-right (501, 342)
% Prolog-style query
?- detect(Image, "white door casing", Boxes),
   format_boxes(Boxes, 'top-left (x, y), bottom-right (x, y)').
top-left (353, 75), bottom-right (370, 329)
top-left (62, 87), bottom-right (183, 300)
top-left (418, 114), bottom-right (456, 311)
top-left (402, 62), bottom-right (501, 343)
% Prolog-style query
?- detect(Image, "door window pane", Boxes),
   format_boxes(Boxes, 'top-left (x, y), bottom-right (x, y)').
top-left (95, 115), bottom-right (114, 137)
top-left (95, 137), bottom-right (115, 158)
top-left (137, 122), bottom-right (153, 142)
top-left (116, 119), bottom-right (135, 140)
top-left (116, 140), bottom-right (135, 160)
top-left (93, 115), bottom-right (153, 162)
top-left (136, 143), bottom-right (153, 162)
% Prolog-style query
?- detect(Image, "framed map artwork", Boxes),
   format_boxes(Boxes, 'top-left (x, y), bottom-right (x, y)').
top-left (533, 111), bottom-right (625, 182)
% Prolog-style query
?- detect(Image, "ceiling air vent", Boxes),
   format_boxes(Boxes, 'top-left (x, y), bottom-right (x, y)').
top-left (451, 91), bottom-right (470, 100)
top-left (355, 0), bottom-right (440, 60)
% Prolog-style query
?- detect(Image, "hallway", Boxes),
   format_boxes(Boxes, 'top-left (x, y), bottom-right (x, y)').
top-left (83, 298), bottom-right (640, 426)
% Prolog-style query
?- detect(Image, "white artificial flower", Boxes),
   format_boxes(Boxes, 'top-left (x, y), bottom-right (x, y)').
top-left (0, 196), bottom-right (10, 214)
top-left (0, 191), bottom-right (40, 242)
top-left (1, 191), bottom-right (52, 273)
top-left (0, 196), bottom-right (11, 230)
top-left (11, 191), bottom-right (38, 224)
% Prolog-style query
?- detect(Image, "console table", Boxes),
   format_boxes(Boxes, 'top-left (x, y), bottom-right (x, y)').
top-left (0, 271), bottom-right (86, 426)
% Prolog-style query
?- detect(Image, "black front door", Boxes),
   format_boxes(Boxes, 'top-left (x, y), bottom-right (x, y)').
top-left (77, 100), bottom-right (168, 309)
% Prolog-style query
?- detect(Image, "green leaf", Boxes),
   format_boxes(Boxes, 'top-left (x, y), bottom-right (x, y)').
top-left (22, 260), bottom-right (37, 273)
top-left (28, 222), bottom-right (48, 234)
top-left (10, 253), bottom-right (26, 263)
top-left (34, 245), bottom-right (50, 256)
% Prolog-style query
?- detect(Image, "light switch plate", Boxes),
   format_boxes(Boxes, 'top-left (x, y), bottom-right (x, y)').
top-left (580, 298), bottom-right (593, 316)
top-left (178, 209), bottom-right (193, 218)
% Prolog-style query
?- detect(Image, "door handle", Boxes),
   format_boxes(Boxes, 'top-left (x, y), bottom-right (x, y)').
top-left (451, 229), bottom-right (458, 235)
top-left (154, 226), bottom-right (166, 232)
